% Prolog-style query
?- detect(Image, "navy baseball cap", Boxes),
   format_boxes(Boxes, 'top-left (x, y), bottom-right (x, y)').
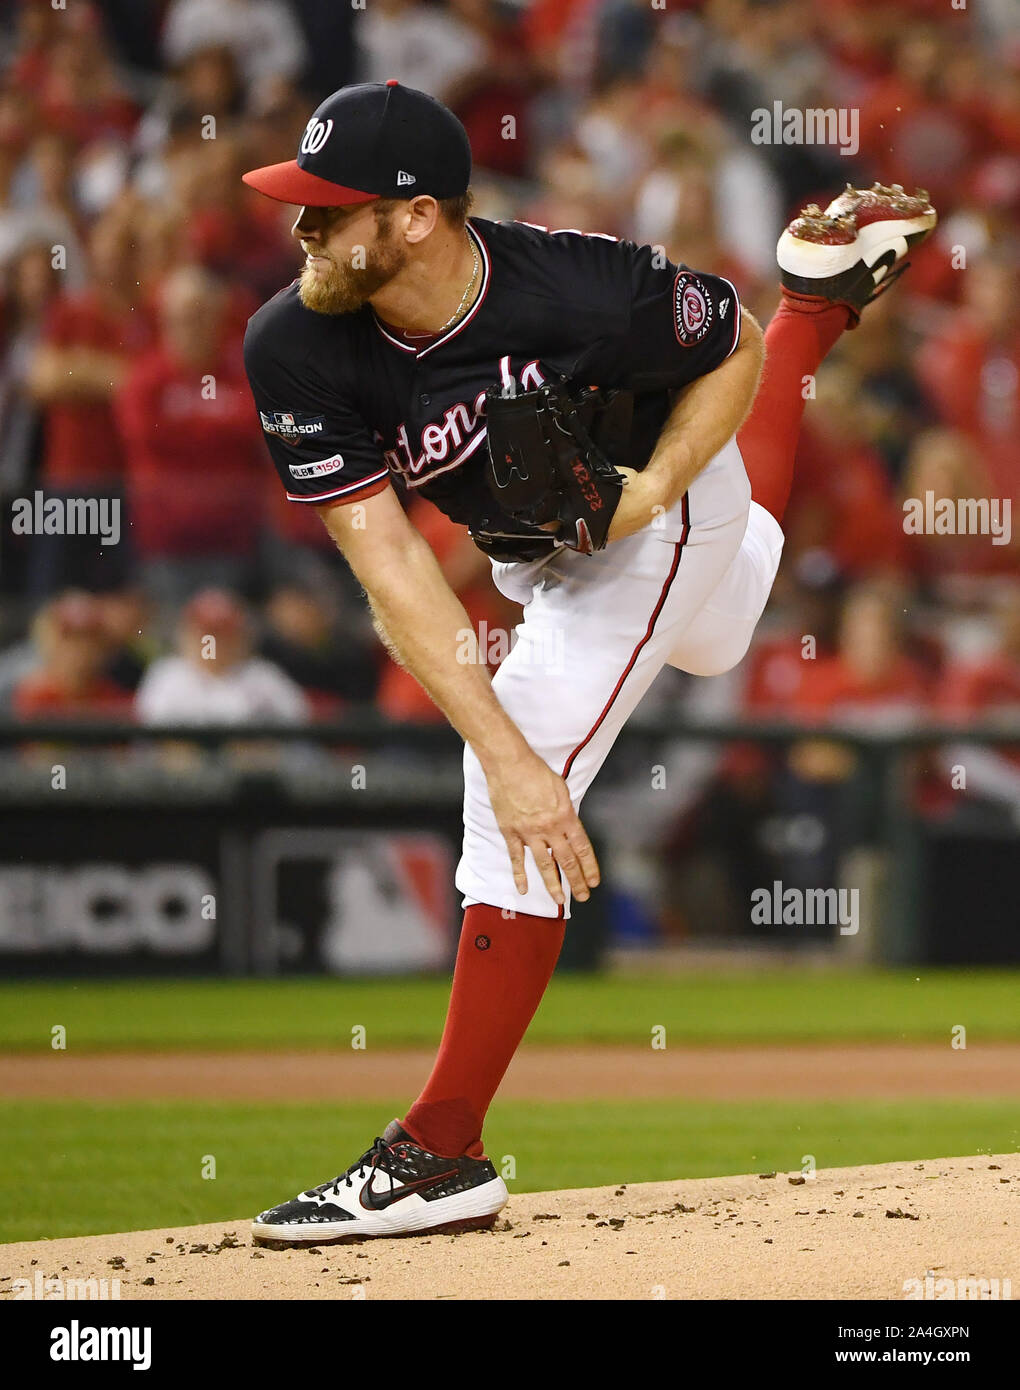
top-left (242, 80), bottom-right (471, 206)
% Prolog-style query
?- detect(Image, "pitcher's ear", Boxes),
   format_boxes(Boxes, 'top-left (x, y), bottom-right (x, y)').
top-left (403, 195), bottom-right (442, 244)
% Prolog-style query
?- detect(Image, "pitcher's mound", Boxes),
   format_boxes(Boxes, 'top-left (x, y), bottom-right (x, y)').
top-left (2, 1154), bottom-right (1016, 1300)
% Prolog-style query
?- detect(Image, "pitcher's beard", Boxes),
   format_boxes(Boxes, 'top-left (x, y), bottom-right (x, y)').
top-left (298, 240), bottom-right (407, 315)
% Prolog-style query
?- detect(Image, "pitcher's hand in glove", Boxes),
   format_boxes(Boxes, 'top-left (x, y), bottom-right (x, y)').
top-left (484, 379), bottom-right (633, 555)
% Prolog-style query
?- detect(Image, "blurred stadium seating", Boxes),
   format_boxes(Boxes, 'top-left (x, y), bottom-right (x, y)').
top-left (0, 0), bottom-right (1016, 966)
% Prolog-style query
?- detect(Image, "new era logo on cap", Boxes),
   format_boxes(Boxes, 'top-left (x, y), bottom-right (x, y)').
top-left (241, 81), bottom-right (470, 207)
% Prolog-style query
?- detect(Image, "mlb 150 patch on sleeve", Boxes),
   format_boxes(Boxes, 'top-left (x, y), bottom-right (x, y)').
top-left (288, 455), bottom-right (344, 478)
top-left (260, 410), bottom-right (327, 443)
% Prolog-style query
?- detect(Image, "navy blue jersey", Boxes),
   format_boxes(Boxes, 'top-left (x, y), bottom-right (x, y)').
top-left (243, 217), bottom-right (741, 547)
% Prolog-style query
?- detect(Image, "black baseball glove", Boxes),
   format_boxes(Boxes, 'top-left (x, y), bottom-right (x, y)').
top-left (479, 379), bottom-right (633, 558)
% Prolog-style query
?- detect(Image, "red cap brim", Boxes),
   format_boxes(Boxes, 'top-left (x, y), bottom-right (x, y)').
top-left (241, 160), bottom-right (379, 207)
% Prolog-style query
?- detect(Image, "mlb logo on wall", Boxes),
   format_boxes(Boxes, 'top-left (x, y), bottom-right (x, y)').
top-left (251, 830), bottom-right (455, 975)
top-left (260, 410), bottom-right (326, 444)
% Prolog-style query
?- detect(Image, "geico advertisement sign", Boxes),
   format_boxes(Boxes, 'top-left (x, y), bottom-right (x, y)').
top-left (0, 864), bottom-right (216, 953)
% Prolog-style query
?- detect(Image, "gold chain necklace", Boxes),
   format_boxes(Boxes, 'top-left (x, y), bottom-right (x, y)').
top-left (435, 234), bottom-right (480, 334)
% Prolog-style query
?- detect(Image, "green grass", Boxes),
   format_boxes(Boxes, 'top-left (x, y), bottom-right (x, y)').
top-left (2, 1098), bottom-right (1017, 1245)
top-left (2, 970), bottom-right (1020, 1052)
top-left (3, 973), bottom-right (1017, 1243)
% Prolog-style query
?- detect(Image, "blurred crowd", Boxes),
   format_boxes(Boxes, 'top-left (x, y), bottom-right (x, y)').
top-left (0, 0), bottom-right (1017, 799)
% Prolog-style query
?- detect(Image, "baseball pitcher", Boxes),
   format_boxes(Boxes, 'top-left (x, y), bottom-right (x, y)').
top-left (241, 81), bottom-right (936, 1244)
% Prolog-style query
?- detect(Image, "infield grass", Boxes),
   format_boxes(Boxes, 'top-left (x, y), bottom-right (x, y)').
top-left (1, 1097), bottom-right (1017, 1244)
top-left (3, 971), bottom-right (1017, 1243)
top-left (2, 969), bottom-right (1019, 1052)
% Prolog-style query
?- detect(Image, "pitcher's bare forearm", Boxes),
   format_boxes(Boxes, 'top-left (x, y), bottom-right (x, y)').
top-left (357, 526), bottom-right (530, 773)
top-left (608, 311), bottom-right (764, 542)
top-left (317, 490), bottom-right (599, 903)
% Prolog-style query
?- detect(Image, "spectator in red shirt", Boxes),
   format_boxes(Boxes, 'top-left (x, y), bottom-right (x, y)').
top-left (431, 1), bottom-right (537, 181)
top-left (982, 66), bottom-right (1020, 160)
top-left (937, 586), bottom-right (1020, 813)
top-left (784, 581), bottom-right (928, 801)
top-left (0, 239), bottom-right (62, 497)
top-left (115, 263), bottom-right (264, 608)
top-left (784, 364), bottom-right (908, 580)
top-left (28, 207), bottom-right (150, 493)
top-left (24, 206), bottom-right (150, 595)
top-left (765, 581), bottom-right (930, 906)
top-left (742, 560), bottom-right (846, 715)
top-left (856, 26), bottom-right (975, 209)
top-left (6, 1), bottom-right (65, 94)
top-left (34, 11), bottom-right (139, 148)
top-left (179, 134), bottom-right (298, 304)
top-left (12, 590), bottom-right (132, 720)
top-left (943, 589), bottom-right (1020, 720)
top-left (900, 427), bottom-right (1019, 585)
top-left (707, 560), bottom-right (846, 825)
top-left (521, 0), bottom-right (596, 71)
top-left (795, 582), bottom-right (929, 729)
top-left (917, 253), bottom-right (1020, 509)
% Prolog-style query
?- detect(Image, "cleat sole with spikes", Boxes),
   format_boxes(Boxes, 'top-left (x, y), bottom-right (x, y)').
top-left (777, 183), bottom-right (937, 325)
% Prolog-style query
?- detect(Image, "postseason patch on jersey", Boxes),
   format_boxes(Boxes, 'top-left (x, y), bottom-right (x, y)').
top-left (673, 271), bottom-right (714, 347)
top-left (288, 454), bottom-right (344, 479)
top-left (260, 409), bottom-right (326, 445)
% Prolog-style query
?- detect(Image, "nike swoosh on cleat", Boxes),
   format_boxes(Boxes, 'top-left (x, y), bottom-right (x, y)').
top-left (359, 1169), bottom-right (459, 1210)
top-left (867, 248), bottom-right (899, 286)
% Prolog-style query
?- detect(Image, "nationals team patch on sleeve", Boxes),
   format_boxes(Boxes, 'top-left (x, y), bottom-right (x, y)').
top-left (568, 241), bottom-right (741, 392)
top-left (673, 270), bottom-right (714, 347)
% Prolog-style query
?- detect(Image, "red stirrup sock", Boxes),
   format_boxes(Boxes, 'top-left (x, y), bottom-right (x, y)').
top-left (736, 296), bottom-right (851, 523)
top-left (402, 904), bottom-right (565, 1158)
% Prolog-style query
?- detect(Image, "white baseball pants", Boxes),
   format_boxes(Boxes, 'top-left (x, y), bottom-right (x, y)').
top-left (455, 436), bottom-right (784, 918)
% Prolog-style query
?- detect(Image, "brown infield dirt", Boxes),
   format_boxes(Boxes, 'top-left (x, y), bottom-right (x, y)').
top-left (3, 1046), bottom-right (1017, 1298)
top-left (1, 1154), bottom-right (1016, 1300)
top-left (3, 1041), bottom-right (1020, 1100)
